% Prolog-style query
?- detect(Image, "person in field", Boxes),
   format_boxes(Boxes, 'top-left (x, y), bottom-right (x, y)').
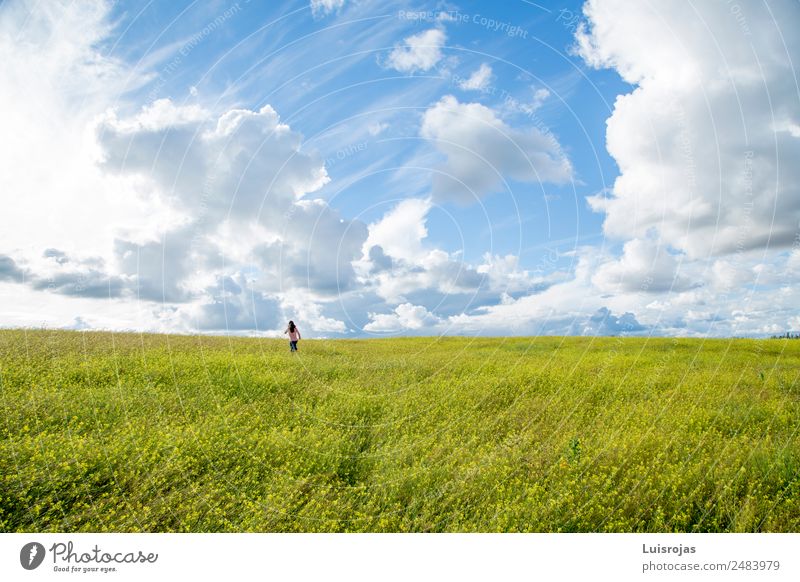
top-left (284, 320), bottom-right (301, 352)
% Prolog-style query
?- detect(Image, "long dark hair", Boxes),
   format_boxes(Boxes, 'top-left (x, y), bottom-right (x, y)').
top-left (288, 320), bottom-right (296, 332)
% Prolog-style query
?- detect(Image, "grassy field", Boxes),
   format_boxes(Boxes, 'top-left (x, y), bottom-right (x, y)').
top-left (0, 329), bottom-right (798, 532)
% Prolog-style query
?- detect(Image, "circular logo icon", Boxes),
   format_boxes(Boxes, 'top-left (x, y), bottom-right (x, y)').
top-left (20, 542), bottom-right (46, 570)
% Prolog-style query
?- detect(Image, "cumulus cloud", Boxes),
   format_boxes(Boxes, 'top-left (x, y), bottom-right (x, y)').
top-left (188, 275), bottom-right (281, 332)
top-left (98, 100), bottom-right (330, 226)
top-left (97, 99), bottom-right (374, 332)
top-left (355, 199), bottom-right (565, 313)
top-left (420, 95), bottom-right (572, 202)
top-left (578, 0), bottom-right (800, 258)
top-left (0, 255), bottom-right (26, 283)
top-left (364, 302), bottom-right (440, 332)
top-left (445, 300), bottom-right (647, 337)
top-left (386, 28), bottom-right (446, 73)
top-left (428, 0), bottom-right (800, 339)
top-left (365, 257), bottom-right (481, 305)
top-left (367, 245), bottom-right (393, 273)
top-left (363, 198), bottom-right (432, 263)
top-left (252, 199), bottom-right (368, 296)
top-left (113, 230), bottom-right (194, 303)
top-left (3, 0), bottom-right (798, 340)
top-left (709, 259), bottom-right (755, 293)
top-left (582, 307), bottom-right (646, 336)
top-left (592, 237), bottom-right (697, 294)
top-left (458, 63), bottom-right (493, 91)
top-left (355, 198), bottom-right (484, 304)
top-left (0, 0), bottom-right (366, 336)
top-left (477, 253), bottom-right (567, 296)
top-left (0, 0), bottom-right (154, 264)
top-left (7, 248), bottom-right (129, 299)
top-left (31, 269), bottom-right (126, 299)
top-left (278, 291), bottom-right (348, 334)
top-left (43, 249), bottom-right (69, 265)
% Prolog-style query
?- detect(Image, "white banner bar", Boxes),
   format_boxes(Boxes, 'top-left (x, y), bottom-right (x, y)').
top-left (2, 533), bottom-right (798, 581)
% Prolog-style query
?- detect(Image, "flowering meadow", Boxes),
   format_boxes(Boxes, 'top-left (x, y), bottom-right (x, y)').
top-left (1, 330), bottom-right (798, 532)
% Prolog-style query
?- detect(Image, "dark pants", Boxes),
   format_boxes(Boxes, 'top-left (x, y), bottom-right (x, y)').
top-left (290, 340), bottom-right (298, 352)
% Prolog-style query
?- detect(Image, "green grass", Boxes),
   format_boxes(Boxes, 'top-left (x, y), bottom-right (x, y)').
top-left (1, 329), bottom-right (798, 532)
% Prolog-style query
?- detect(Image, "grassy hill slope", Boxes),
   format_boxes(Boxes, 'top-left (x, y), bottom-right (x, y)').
top-left (1, 330), bottom-right (798, 532)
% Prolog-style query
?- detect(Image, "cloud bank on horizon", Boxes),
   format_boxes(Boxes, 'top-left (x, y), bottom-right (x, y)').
top-left (0, 0), bottom-right (798, 338)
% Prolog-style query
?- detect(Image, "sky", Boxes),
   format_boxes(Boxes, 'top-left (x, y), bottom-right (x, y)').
top-left (0, 0), bottom-right (799, 338)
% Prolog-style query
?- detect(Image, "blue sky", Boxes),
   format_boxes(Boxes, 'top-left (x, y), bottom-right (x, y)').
top-left (1, 0), bottom-right (799, 337)
top-left (115, 0), bottom-right (624, 261)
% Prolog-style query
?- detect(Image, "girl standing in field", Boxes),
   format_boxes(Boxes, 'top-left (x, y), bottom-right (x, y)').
top-left (284, 320), bottom-right (301, 352)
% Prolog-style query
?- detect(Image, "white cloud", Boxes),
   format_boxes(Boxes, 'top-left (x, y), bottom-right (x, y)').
top-left (0, 0), bottom-right (155, 264)
top-left (355, 199), bottom-right (486, 304)
top-left (310, 0), bottom-right (345, 18)
top-left (431, 0), bottom-right (800, 339)
top-left (364, 302), bottom-right (439, 332)
top-left (581, 307), bottom-right (646, 336)
top-left (578, 0), bottom-right (800, 258)
top-left (113, 228), bottom-right (194, 303)
top-left (98, 100), bottom-right (330, 225)
top-left (363, 198), bottom-right (431, 263)
top-left (501, 88), bottom-right (551, 118)
top-left (2, 0), bottom-right (798, 340)
top-left (251, 198), bottom-right (368, 297)
top-left (367, 122), bottom-right (388, 136)
top-left (0, 254), bottom-right (26, 283)
top-left (709, 259), bottom-right (755, 293)
top-left (386, 28), bottom-right (446, 73)
top-left (458, 63), bottom-right (493, 91)
top-left (477, 253), bottom-right (567, 295)
top-left (355, 199), bottom-right (567, 309)
top-left (420, 95), bottom-right (573, 202)
top-left (0, 1), bottom-right (365, 336)
top-left (279, 291), bottom-right (347, 333)
top-left (592, 237), bottom-right (696, 294)
top-left (530, 88), bottom-right (550, 112)
top-left (96, 99), bottom-right (349, 311)
top-left (185, 274), bottom-right (281, 332)
top-left (98, 98), bottom-right (375, 334)
top-left (441, 238), bottom-right (800, 338)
